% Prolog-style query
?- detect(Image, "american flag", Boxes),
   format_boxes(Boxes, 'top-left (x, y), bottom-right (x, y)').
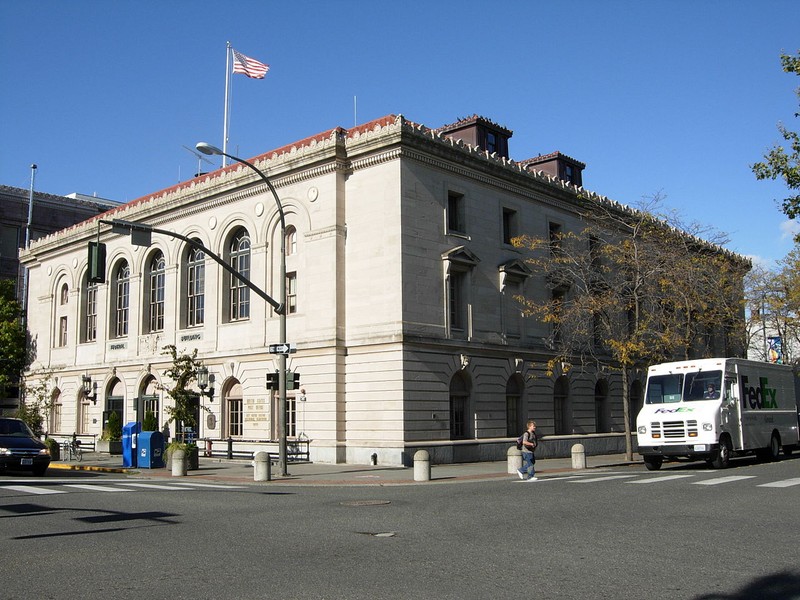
top-left (232, 49), bottom-right (269, 79)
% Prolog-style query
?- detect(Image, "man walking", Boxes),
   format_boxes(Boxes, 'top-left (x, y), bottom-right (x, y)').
top-left (517, 419), bottom-right (538, 481)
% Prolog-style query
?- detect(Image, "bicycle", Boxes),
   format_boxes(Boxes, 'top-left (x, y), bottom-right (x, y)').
top-left (62, 439), bottom-right (83, 462)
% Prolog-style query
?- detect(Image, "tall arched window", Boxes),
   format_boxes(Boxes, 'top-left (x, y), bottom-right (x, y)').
top-left (506, 374), bottom-right (524, 436)
top-left (226, 380), bottom-right (243, 438)
top-left (148, 251), bottom-right (165, 332)
top-left (82, 271), bottom-right (98, 343)
top-left (449, 371), bottom-right (471, 440)
top-left (553, 376), bottom-right (570, 435)
top-left (187, 244), bottom-right (205, 327)
top-left (50, 389), bottom-right (62, 434)
top-left (228, 228), bottom-right (250, 321)
top-left (113, 261), bottom-right (130, 338)
top-left (54, 278), bottom-right (69, 347)
top-left (595, 379), bottom-right (610, 433)
top-left (285, 225), bottom-right (297, 256)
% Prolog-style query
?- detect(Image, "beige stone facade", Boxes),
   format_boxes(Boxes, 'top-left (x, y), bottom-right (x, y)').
top-left (21, 114), bottom-right (730, 465)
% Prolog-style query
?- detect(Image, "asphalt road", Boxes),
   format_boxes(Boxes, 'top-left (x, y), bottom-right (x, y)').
top-left (2, 457), bottom-right (799, 600)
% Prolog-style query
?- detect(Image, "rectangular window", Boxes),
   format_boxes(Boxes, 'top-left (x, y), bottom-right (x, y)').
top-left (548, 221), bottom-right (563, 256)
top-left (287, 396), bottom-right (297, 438)
top-left (449, 271), bottom-right (466, 331)
top-left (52, 403), bottom-right (63, 433)
top-left (149, 271), bottom-right (165, 332)
top-left (447, 191), bottom-right (466, 234)
top-left (188, 255), bottom-right (205, 327)
top-left (228, 398), bottom-right (243, 437)
top-left (286, 272), bottom-right (297, 314)
top-left (58, 316), bottom-right (68, 347)
top-left (0, 224), bottom-right (20, 257)
top-left (230, 260), bottom-right (250, 321)
top-left (502, 208), bottom-right (517, 245)
top-left (116, 279), bottom-right (129, 338)
top-left (85, 283), bottom-right (97, 342)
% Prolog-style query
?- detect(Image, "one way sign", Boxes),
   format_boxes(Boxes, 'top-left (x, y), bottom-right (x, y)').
top-left (268, 343), bottom-right (297, 355)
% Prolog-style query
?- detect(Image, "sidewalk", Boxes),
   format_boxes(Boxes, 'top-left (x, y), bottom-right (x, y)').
top-left (48, 452), bottom-right (643, 485)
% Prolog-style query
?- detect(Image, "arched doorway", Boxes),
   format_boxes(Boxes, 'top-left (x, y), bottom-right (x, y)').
top-left (553, 376), bottom-right (570, 435)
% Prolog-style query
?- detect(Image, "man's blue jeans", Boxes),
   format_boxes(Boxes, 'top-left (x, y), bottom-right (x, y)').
top-left (519, 451), bottom-right (536, 479)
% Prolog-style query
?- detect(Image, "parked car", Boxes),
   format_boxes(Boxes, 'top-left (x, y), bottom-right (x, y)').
top-left (0, 417), bottom-right (51, 476)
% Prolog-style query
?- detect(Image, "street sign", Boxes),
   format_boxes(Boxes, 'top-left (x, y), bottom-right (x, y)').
top-left (268, 343), bottom-right (296, 355)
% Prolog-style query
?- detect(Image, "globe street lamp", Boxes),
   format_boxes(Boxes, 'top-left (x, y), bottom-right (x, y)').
top-left (196, 142), bottom-right (290, 476)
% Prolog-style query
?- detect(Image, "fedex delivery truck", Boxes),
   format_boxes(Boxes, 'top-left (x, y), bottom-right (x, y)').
top-left (636, 358), bottom-right (800, 470)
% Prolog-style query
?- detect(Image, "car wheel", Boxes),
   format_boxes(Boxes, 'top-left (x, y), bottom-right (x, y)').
top-left (643, 456), bottom-right (662, 471)
top-left (711, 435), bottom-right (731, 469)
top-left (768, 432), bottom-right (781, 461)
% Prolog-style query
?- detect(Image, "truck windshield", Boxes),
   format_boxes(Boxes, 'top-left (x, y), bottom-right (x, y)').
top-left (645, 370), bottom-right (723, 404)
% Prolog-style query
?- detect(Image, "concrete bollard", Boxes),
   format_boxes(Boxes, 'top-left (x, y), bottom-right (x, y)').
top-left (413, 450), bottom-right (431, 482)
top-left (571, 443), bottom-right (587, 470)
top-left (171, 448), bottom-right (187, 477)
top-left (254, 451), bottom-right (271, 482)
top-left (507, 446), bottom-right (523, 474)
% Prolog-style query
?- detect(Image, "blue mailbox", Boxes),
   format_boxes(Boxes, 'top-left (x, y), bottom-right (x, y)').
top-left (122, 422), bottom-right (141, 468)
top-left (138, 431), bottom-right (165, 468)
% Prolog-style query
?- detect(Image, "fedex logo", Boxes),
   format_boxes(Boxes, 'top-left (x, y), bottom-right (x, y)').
top-left (654, 407), bottom-right (696, 414)
top-left (740, 375), bottom-right (778, 409)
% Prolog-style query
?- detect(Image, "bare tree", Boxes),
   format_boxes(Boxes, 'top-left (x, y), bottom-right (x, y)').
top-left (514, 196), bottom-right (748, 460)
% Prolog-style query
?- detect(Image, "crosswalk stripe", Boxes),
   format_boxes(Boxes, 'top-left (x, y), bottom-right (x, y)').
top-left (757, 478), bottom-right (800, 488)
top-left (63, 484), bottom-right (131, 492)
top-left (569, 474), bottom-right (639, 483)
top-left (118, 483), bottom-right (190, 490)
top-left (626, 475), bottom-right (695, 484)
top-left (4, 485), bottom-right (65, 495)
top-left (169, 482), bottom-right (244, 489)
top-left (692, 476), bottom-right (756, 486)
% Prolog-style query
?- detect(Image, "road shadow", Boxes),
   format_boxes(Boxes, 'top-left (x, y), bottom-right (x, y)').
top-left (693, 569), bottom-right (800, 600)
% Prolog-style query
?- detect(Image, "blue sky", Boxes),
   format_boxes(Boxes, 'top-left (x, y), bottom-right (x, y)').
top-left (2, 1), bottom-right (798, 266)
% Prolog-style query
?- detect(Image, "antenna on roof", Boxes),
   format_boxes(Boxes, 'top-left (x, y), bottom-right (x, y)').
top-left (182, 145), bottom-right (214, 176)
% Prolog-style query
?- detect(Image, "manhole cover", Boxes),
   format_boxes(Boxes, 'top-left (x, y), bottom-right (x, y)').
top-left (339, 500), bottom-right (392, 507)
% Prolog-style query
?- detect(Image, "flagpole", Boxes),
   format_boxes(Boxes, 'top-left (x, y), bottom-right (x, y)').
top-left (222, 41), bottom-right (232, 167)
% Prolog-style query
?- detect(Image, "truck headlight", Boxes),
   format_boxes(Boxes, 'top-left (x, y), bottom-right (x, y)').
top-left (703, 423), bottom-right (713, 431)
top-left (637, 426), bottom-right (646, 434)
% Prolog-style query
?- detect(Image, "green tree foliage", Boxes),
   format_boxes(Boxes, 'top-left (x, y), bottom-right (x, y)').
top-left (16, 369), bottom-right (55, 436)
top-left (0, 279), bottom-right (29, 392)
top-left (159, 345), bottom-right (208, 441)
top-left (514, 197), bottom-right (748, 460)
top-left (753, 52), bottom-right (800, 224)
top-left (745, 251), bottom-right (800, 364)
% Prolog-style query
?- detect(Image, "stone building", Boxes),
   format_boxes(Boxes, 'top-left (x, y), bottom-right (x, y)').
top-left (20, 114), bottom-right (743, 465)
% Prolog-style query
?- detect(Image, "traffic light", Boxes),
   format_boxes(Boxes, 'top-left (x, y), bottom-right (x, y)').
top-left (266, 370), bottom-right (279, 390)
top-left (286, 370), bottom-right (300, 390)
top-left (88, 241), bottom-right (106, 283)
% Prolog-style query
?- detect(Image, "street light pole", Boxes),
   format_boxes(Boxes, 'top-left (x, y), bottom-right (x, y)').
top-left (196, 142), bottom-right (289, 476)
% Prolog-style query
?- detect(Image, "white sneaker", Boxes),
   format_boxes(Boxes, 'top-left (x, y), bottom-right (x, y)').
top-left (526, 477), bottom-right (538, 482)
top-left (517, 470), bottom-right (525, 480)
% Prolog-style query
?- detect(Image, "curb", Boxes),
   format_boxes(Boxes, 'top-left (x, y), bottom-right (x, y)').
top-left (49, 462), bottom-right (132, 474)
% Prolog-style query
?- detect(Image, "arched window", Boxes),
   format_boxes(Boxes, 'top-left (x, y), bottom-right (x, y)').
top-left (449, 371), bottom-right (471, 440)
top-left (553, 376), bottom-right (570, 435)
top-left (285, 225), bottom-right (297, 256)
top-left (148, 251), bottom-right (165, 332)
top-left (81, 271), bottom-right (98, 343)
top-left (54, 277), bottom-right (69, 347)
top-left (50, 389), bottom-right (63, 434)
top-left (595, 379), bottom-right (610, 433)
top-left (113, 261), bottom-right (130, 338)
top-left (226, 380), bottom-right (243, 438)
top-left (506, 374), bottom-right (524, 436)
top-left (187, 243), bottom-right (205, 327)
top-left (228, 228), bottom-right (250, 321)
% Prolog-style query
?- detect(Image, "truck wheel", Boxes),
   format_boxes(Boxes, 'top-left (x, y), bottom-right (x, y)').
top-left (711, 436), bottom-right (731, 469)
top-left (643, 456), bottom-right (662, 471)
top-left (768, 432), bottom-right (781, 461)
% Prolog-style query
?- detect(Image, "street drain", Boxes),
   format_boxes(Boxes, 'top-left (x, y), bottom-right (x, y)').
top-left (340, 500), bottom-right (392, 507)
